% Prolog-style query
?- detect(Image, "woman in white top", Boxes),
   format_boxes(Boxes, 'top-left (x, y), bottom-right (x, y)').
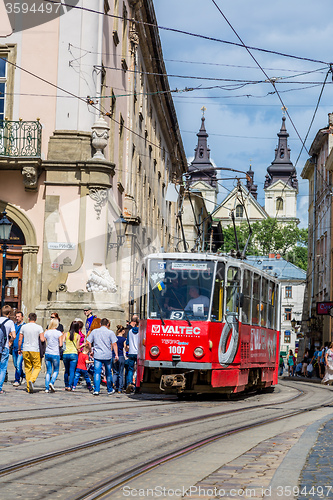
top-left (40, 318), bottom-right (63, 393)
top-left (322, 342), bottom-right (333, 385)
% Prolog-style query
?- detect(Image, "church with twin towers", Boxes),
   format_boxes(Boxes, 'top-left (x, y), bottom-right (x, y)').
top-left (186, 109), bottom-right (299, 232)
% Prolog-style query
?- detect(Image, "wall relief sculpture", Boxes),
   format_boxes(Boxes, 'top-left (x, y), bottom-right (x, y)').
top-left (86, 267), bottom-right (117, 293)
top-left (22, 165), bottom-right (38, 190)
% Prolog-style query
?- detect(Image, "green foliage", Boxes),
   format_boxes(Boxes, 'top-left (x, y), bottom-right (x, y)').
top-left (219, 218), bottom-right (308, 269)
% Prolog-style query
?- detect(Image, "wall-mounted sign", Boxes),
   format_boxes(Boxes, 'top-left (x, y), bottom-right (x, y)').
top-left (316, 302), bottom-right (333, 315)
top-left (48, 243), bottom-right (76, 250)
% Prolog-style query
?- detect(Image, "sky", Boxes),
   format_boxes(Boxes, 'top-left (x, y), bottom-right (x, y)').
top-left (154, 0), bottom-right (333, 228)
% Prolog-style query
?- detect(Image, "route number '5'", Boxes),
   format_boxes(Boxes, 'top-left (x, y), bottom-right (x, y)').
top-left (169, 346), bottom-right (185, 354)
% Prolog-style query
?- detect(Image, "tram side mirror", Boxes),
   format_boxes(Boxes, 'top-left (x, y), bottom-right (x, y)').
top-left (236, 293), bottom-right (244, 308)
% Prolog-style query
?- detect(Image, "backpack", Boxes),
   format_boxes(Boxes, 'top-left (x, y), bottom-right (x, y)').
top-left (0, 319), bottom-right (10, 354)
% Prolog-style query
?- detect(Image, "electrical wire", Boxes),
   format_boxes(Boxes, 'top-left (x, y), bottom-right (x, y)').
top-left (95, 64), bottom-right (333, 85)
top-left (68, 43), bottom-right (328, 75)
top-left (43, 0), bottom-right (331, 66)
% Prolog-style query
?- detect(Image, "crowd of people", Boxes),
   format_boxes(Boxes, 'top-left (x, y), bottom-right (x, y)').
top-left (279, 343), bottom-right (333, 385)
top-left (0, 305), bottom-right (139, 395)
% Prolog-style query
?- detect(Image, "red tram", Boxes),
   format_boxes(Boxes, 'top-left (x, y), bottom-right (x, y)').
top-left (137, 253), bottom-right (281, 395)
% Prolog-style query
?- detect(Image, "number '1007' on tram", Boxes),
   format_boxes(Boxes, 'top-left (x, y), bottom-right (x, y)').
top-left (137, 253), bottom-right (281, 395)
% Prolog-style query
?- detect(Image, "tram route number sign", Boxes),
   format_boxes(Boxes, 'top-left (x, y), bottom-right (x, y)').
top-left (317, 302), bottom-right (333, 315)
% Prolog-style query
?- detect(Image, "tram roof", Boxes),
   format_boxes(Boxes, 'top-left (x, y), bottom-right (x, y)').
top-left (246, 255), bottom-right (306, 281)
top-left (145, 252), bottom-right (281, 282)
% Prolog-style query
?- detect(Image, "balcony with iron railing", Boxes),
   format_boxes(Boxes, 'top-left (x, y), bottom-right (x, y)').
top-left (0, 119), bottom-right (42, 157)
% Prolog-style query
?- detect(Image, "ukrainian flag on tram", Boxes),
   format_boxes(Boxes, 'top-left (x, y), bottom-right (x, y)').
top-left (157, 281), bottom-right (165, 291)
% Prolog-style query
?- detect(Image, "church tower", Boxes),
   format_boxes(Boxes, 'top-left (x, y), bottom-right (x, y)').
top-left (264, 116), bottom-right (298, 223)
top-left (187, 111), bottom-right (218, 213)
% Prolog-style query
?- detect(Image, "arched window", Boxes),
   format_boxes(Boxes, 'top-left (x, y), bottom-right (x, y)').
top-left (235, 204), bottom-right (243, 218)
top-left (276, 197), bottom-right (283, 211)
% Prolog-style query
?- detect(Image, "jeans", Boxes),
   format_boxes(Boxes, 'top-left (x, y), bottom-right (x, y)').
top-left (73, 368), bottom-right (92, 389)
top-left (112, 356), bottom-right (125, 391)
top-left (45, 353), bottom-right (60, 390)
top-left (94, 358), bottom-right (113, 393)
top-left (63, 353), bottom-right (78, 388)
top-left (12, 349), bottom-right (24, 383)
top-left (0, 347), bottom-right (9, 391)
top-left (126, 354), bottom-right (137, 387)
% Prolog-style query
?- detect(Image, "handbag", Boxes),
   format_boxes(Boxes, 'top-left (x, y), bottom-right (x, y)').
top-left (59, 345), bottom-right (64, 360)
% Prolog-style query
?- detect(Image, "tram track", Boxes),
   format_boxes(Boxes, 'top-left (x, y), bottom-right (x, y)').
top-left (0, 383), bottom-right (298, 424)
top-left (0, 400), bottom-right (180, 424)
top-left (69, 389), bottom-right (333, 500)
top-left (0, 385), bottom-right (304, 477)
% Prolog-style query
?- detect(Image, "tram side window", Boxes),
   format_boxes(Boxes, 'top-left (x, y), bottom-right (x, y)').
top-left (252, 273), bottom-right (261, 325)
top-left (241, 269), bottom-right (251, 324)
top-left (261, 278), bottom-right (269, 327)
top-left (226, 266), bottom-right (240, 315)
top-left (211, 263), bottom-right (225, 322)
top-left (268, 281), bottom-right (276, 329)
top-left (140, 265), bottom-right (147, 319)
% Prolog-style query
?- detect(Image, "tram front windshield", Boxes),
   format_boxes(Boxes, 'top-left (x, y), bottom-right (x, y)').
top-left (148, 259), bottom-right (215, 320)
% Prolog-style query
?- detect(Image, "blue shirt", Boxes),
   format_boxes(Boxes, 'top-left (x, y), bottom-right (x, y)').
top-left (113, 336), bottom-right (126, 358)
top-left (85, 315), bottom-right (95, 334)
top-left (13, 322), bottom-right (25, 350)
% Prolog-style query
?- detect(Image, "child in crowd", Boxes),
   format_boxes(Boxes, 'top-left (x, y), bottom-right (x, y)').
top-left (72, 345), bottom-right (94, 392)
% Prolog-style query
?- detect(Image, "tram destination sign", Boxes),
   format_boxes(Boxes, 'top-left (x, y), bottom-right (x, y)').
top-left (316, 302), bottom-right (333, 315)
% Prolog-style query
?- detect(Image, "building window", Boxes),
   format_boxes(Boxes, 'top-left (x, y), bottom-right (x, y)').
top-left (235, 205), bottom-right (243, 218)
top-left (284, 330), bottom-right (291, 343)
top-left (276, 197), bottom-right (283, 211)
top-left (284, 308), bottom-right (292, 321)
top-left (0, 57), bottom-right (7, 122)
top-left (285, 286), bottom-right (292, 298)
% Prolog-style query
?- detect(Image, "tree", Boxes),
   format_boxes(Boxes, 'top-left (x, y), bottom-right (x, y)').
top-left (219, 218), bottom-right (308, 269)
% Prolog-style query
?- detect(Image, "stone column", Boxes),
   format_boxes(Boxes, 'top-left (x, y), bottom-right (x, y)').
top-left (21, 245), bottom-right (39, 315)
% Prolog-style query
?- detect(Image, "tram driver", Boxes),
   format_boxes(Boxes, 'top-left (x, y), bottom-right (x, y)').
top-left (185, 286), bottom-right (210, 315)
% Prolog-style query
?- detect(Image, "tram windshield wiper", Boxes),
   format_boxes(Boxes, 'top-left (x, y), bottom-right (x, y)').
top-left (149, 282), bottom-right (165, 325)
top-left (171, 289), bottom-right (192, 326)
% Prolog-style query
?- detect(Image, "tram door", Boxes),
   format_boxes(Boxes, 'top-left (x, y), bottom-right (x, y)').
top-left (0, 219), bottom-right (25, 312)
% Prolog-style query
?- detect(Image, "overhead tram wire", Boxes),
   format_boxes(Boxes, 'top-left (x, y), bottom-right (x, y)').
top-left (95, 65), bottom-right (333, 86)
top-left (210, 0), bottom-right (312, 159)
top-left (43, 0), bottom-right (330, 67)
top-left (294, 68), bottom-right (331, 168)
top-left (68, 43), bottom-right (328, 75)
top-left (210, 0), bottom-right (333, 207)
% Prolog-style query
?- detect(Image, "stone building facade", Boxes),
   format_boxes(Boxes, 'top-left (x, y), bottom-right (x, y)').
top-left (0, 0), bottom-right (186, 329)
top-left (301, 113), bottom-right (333, 346)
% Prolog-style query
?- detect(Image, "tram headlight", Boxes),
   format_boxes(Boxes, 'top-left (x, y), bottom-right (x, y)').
top-left (194, 347), bottom-right (204, 358)
top-left (150, 346), bottom-right (160, 357)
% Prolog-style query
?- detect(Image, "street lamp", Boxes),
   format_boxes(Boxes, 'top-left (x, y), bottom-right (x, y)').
top-left (291, 318), bottom-right (297, 330)
top-left (0, 211), bottom-right (13, 309)
top-left (108, 214), bottom-right (128, 249)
